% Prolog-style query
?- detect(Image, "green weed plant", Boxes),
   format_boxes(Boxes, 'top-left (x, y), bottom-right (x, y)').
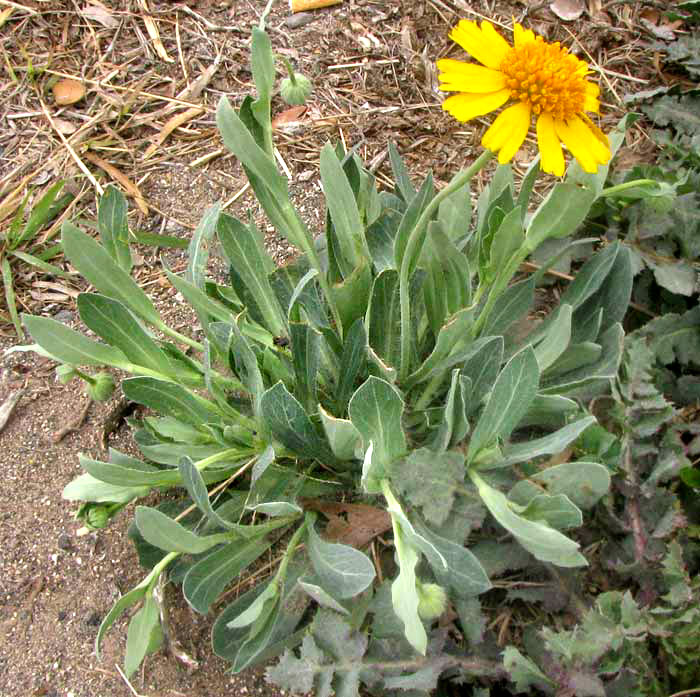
top-left (12, 21), bottom-right (647, 695)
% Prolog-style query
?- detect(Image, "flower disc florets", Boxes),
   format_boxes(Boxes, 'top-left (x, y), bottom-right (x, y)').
top-left (500, 38), bottom-right (587, 120)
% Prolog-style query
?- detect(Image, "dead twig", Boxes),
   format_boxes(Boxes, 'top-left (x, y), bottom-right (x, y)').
top-left (52, 397), bottom-right (92, 443)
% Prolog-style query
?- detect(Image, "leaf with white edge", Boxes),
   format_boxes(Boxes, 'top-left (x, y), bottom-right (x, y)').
top-left (62, 222), bottom-right (162, 326)
top-left (480, 277), bottom-right (534, 337)
top-left (335, 318), bottom-right (367, 416)
top-left (468, 347), bottom-right (540, 464)
top-left (96, 585), bottom-right (147, 658)
top-left (530, 461), bottom-right (611, 510)
top-left (470, 472), bottom-right (587, 567)
top-left (389, 448), bottom-right (464, 527)
top-left (135, 506), bottom-right (231, 554)
top-left (319, 406), bottom-right (362, 461)
top-left (290, 322), bottom-right (322, 413)
top-left (348, 376), bottom-right (406, 477)
top-left (22, 314), bottom-right (129, 368)
top-left (260, 381), bottom-right (334, 461)
top-left (297, 578), bottom-right (350, 615)
top-left (413, 519), bottom-right (491, 598)
top-left (124, 593), bottom-right (163, 678)
top-left (491, 415), bottom-right (597, 469)
top-left (307, 521), bottom-right (375, 599)
top-left (252, 445), bottom-right (275, 484)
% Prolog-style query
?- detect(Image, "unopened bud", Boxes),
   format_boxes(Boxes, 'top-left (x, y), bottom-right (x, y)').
top-left (417, 581), bottom-right (448, 620)
top-left (280, 73), bottom-right (312, 106)
top-left (87, 372), bottom-right (116, 402)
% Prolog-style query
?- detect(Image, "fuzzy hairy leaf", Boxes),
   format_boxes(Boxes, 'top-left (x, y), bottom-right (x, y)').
top-left (389, 448), bottom-right (464, 526)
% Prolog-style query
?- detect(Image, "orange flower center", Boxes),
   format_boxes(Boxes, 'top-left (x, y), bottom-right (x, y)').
top-left (500, 37), bottom-right (588, 121)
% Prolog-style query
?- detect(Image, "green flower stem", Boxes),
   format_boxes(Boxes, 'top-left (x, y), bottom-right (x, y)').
top-left (274, 515), bottom-right (309, 583)
top-left (399, 150), bottom-right (494, 381)
top-left (145, 551), bottom-right (179, 591)
top-left (156, 322), bottom-right (204, 352)
top-left (281, 56), bottom-right (297, 84)
top-left (599, 178), bottom-right (660, 198)
top-left (194, 447), bottom-right (256, 472)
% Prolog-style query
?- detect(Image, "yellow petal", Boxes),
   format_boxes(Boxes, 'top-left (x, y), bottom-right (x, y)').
top-left (449, 19), bottom-right (511, 70)
top-left (580, 113), bottom-right (612, 153)
top-left (437, 59), bottom-right (507, 93)
top-left (583, 82), bottom-right (600, 112)
top-left (536, 113), bottom-right (565, 177)
top-left (442, 90), bottom-right (510, 123)
top-left (481, 101), bottom-right (531, 163)
top-left (513, 23), bottom-right (535, 46)
top-left (555, 115), bottom-right (610, 172)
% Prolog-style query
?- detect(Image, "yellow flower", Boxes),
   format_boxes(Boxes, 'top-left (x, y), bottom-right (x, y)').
top-left (437, 20), bottom-right (611, 177)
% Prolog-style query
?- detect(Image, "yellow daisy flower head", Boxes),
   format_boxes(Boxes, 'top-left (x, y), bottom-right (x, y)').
top-left (437, 19), bottom-right (611, 177)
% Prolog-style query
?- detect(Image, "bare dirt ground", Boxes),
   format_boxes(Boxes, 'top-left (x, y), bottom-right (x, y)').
top-left (0, 0), bottom-right (673, 695)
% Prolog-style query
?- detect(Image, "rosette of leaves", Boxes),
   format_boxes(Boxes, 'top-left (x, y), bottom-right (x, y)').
top-left (15, 23), bottom-right (633, 693)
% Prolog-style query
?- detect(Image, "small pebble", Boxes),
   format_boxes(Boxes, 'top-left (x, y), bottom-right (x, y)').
top-left (52, 310), bottom-right (74, 325)
top-left (57, 534), bottom-right (72, 551)
top-left (84, 610), bottom-right (101, 627)
top-left (285, 11), bottom-right (318, 29)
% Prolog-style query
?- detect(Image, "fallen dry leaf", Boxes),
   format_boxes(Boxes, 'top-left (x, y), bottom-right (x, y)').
top-left (302, 499), bottom-right (392, 549)
top-left (550, 0), bottom-right (585, 21)
top-left (83, 152), bottom-right (149, 214)
top-left (51, 117), bottom-right (77, 135)
top-left (143, 106), bottom-right (204, 160)
top-left (271, 105), bottom-right (307, 129)
top-left (82, 2), bottom-right (118, 29)
top-left (52, 79), bottom-right (85, 106)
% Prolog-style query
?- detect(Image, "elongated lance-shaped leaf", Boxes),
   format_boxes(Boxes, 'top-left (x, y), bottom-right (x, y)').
top-left (186, 202), bottom-right (221, 289)
top-left (468, 346), bottom-right (539, 465)
top-left (135, 506), bottom-right (232, 554)
top-left (318, 406), bottom-right (362, 461)
top-left (216, 96), bottom-right (287, 200)
top-left (470, 471), bottom-right (587, 567)
top-left (124, 593), bottom-right (163, 678)
top-left (217, 213), bottom-right (286, 337)
top-left (367, 269), bottom-right (401, 368)
top-left (122, 376), bottom-right (220, 425)
top-left (406, 306), bottom-right (474, 387)
top-left (348, 376), bottom-right (406, 480)
top-left (307, 517), bottom-right (375, 599)
top-left (184, 538), bottom-right (274, 614)
top-left (77, 293), bottom-right (176, 377)
top-left (330, 258), bottom-right (372, 337)
top-left (97, 185), bottom-right (131, 272)
top-left (228, 317), bottom-right (265, 420)
top-left (17, 181), bottom-right (71, 246)
top-left (335, 318), bottom-right (367, 416)
top-left (388, 141), bottom-right (416, 202)
top-left (22, 313), bottom-right (129, 368)
top-left (533, 304), bottom-right (572, 372)
top-left (9, 250), bottom-right (73, 279)
top-left (320, 143), bottom-right (365, 276)
top-left (2, 258), bottom-right (22, 337)
top-left (290, 322), bottom-right (322, 414)
top-left (250, 26), bottom-right (274, 149)
top-left (525, 182), bottom-right (597, 251)
top-left (480, 276), bottom-right (535, 338)
top-left (62, 222), bottom-right (162, 326)
top-left (490, 415), bottom-right (597, 469)
top-left (393, 173), bottom-right (434, 277)
top-left (260, 381), bottom-right (334, 462)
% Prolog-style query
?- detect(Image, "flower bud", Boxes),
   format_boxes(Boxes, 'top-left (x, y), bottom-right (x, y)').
top-left (416, 581), bottom-right (448, 620)
top-left (85, 505), bottom-right (111, 530)
top-left (280, 73), bottom-right (312, 106)
top-left (87, 372), bottom-right (116, 402)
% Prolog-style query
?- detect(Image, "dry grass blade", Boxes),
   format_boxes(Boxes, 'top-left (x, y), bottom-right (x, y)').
top-left (143, 106), bottom-right (204, 161)
top-left (137, 0), bottom-right (174, 63)
top-left (83, 152), bottom-right (149, 214)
